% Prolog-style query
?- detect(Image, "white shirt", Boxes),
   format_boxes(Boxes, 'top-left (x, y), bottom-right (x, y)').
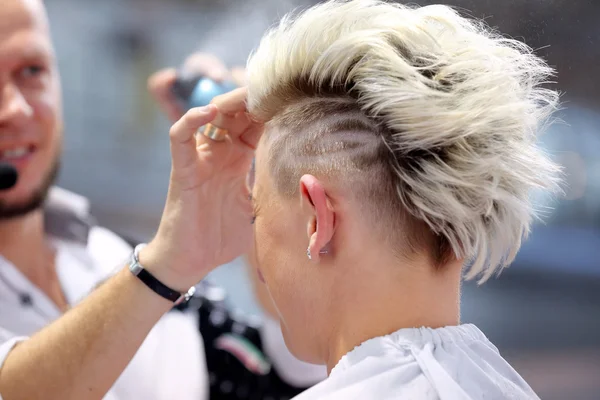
top-left (0, 188), bottom-right (207, 400)
top-left (294, 324), bottom-right (539, 400)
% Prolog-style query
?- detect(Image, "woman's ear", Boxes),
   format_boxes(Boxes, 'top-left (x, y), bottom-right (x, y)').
top-left (299, 175), bottom-right (335, 262)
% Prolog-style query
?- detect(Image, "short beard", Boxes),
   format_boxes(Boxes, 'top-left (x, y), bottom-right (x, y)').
top-left (0, 159), bottom-right (61, 220)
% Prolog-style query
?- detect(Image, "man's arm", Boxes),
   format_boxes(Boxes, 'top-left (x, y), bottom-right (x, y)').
top-left (0, 88), bottom-right (255, 400)
top-left (0, 268), bottom-right (173, 400)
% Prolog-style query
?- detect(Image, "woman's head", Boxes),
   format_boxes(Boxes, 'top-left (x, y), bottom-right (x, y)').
top-left (246, 0), bottom-right (561, 362)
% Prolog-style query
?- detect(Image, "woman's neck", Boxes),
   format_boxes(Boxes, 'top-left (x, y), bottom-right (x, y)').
top-left (324, 255), bottom-right (462, 374)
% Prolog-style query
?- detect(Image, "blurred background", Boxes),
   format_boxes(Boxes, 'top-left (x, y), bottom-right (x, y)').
top-left (46, 0), bottom-right (599, 398)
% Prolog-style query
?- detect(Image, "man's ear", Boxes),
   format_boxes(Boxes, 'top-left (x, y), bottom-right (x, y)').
top-left (299, 174), bottom-right (335, 262)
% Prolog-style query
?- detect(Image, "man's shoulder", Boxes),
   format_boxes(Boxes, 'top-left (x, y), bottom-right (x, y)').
top-left (88, 225), bottom-right (133, 255)
top-left (86, 225), bottom-right (133, 277)
top-left (46, 186), bottom-right (133, 276)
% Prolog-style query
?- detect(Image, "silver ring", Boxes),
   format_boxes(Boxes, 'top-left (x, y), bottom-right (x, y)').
top-left (198, 123), bottom-right (228, 142)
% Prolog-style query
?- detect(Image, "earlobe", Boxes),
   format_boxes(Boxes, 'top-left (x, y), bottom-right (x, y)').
top-left (306, 246), bottom-right (330, 260)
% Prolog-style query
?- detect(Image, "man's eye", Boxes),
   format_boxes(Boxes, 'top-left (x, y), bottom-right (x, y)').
top-left (20, 65), bottom-right (45, 78)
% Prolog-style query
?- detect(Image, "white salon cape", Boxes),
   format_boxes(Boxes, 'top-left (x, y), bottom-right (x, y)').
top-left (0, 187), bottom-right (325, 400)
top-left (294, 324), bottom-right (540, 399)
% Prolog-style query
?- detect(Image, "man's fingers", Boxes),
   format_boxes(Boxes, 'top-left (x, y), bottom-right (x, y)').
top-left (240, 123), bottom-right (264, 150)
top-left (207, 87), bottom-right (263, 147)
top-left (169, 105), bottom-right (218, 169)
top-left (203, 87), bottom-right (250, 141)
top-left (170, 105), bottom-right (218, 143)
top-left (148, 68), bottom-right (177, 94)
top-left (182, 53), bottom-right (229, 82)
top-left (149, 53), bottom-right (232, 124)
top-left (211, 87), bottom-right (248, 115)
top-left (208, 110), bottom-right (252, 138)
top-left (148, 68), bottom-right (185, 122)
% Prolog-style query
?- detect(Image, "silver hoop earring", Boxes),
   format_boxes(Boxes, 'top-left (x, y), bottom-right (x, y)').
top-left (307, 247), bottom-right (312, 260)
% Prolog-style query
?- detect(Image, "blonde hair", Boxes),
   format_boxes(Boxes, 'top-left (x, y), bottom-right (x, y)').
top-left (246, 0), bottom-right (562, 282)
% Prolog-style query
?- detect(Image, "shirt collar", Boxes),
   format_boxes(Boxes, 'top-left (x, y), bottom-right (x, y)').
top-left (43, 187), bottom-right (96, 246)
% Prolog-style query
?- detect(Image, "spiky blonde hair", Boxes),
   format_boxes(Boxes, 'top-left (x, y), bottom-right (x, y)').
top-left (246, 0), bottom-right (562, 282)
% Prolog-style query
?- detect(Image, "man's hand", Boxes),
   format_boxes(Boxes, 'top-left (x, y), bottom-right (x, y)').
top-left (139, 88), bottom-right (263, 292)
top-left (144, 52), bottom-right (252, 291)
top-left (148, 52), bottom-right (246, 123)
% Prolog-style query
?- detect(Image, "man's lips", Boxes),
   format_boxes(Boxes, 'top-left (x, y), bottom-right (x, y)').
top-left (0, 145), bottom-right (36, 167)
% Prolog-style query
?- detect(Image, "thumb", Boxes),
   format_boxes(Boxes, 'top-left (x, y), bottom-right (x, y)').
top-left (169, 105), bottom-right (218, 172)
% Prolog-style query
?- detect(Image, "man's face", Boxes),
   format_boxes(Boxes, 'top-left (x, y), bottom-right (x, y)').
top-left (0, 0), bottom-right (62, 219)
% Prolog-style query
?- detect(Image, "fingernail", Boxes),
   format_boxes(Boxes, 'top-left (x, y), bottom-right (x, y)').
top-left (194, 105), bottom-right (214, 114)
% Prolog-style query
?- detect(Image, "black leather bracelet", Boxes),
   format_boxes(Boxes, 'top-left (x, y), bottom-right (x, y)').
top-left (129, 244), bottom-right (195, 305)
top-left (135, 268), bottom-right (181, 302)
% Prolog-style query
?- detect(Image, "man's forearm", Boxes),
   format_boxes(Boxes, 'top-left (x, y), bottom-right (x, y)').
top-left (0, 267), bottom-right (174, 400)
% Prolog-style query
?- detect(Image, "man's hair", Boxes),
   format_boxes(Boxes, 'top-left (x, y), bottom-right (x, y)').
top-left (246, 0), bottom-right (562, 282)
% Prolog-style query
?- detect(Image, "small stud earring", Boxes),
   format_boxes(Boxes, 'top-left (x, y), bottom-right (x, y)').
top-left (307, 247), bottom-right (312, 260)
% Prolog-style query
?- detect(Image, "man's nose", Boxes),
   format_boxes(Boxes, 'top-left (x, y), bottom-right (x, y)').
top-left (0, 83), bottom-right (34, 127)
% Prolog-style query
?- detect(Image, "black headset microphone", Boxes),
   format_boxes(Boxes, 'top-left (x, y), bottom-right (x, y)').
top-left (0, 162), bottom-right (18, 191)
